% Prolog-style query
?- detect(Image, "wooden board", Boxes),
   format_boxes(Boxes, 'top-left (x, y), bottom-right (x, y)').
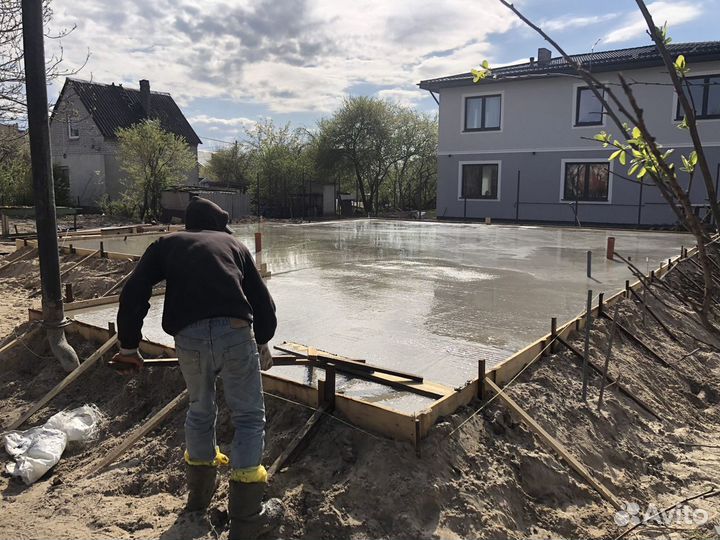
top-left (486, 379), bottom-right (621, 509)
top-left (5, 334), bottom-right (118, 430)
top-left (267, 404), bottom-right (328, 479)
top-left (91, 390), bottom-right (188, 474)
top-left (276, 342), bottom-right (454, 399)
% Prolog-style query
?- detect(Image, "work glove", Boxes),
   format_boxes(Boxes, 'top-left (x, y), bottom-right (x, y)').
top-left (110, 349), bottom-right (144, 376)
top-left (258, 343), bottom-right (273, 371)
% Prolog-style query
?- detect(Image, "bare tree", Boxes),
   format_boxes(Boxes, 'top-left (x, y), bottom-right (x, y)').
top-left (496, 0), bottom-right (718, 330)
top-left (0, 0), bottom-right (87, 124)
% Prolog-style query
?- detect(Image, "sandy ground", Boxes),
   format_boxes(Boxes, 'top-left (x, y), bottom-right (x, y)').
top-left (1, 242), bottom-right (720, 539)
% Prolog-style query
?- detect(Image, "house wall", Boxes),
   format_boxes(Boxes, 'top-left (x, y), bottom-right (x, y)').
top-left (435, 61), bottom-right (720, 225)
top-left (50, 86), bottom-right (108, 206)
top-left (51, 85), bottom-right (200, 207)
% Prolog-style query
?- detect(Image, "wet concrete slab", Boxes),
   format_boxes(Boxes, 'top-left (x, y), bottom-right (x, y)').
top-left (70, 220), bottom-right (689, 405)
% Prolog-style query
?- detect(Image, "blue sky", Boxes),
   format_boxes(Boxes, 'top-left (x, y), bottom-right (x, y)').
top-left (47, 0), bottom-right (719, 156)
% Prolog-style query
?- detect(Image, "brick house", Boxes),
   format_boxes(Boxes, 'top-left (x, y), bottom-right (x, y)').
top-left (50, 78), bottom-right (201, 207)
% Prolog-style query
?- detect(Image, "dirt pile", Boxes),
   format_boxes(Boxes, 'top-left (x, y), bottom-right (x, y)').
top-left (1, 245), bottom-right (720, 539)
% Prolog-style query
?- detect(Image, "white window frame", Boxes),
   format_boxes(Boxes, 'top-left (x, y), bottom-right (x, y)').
top-left (457, 160), bottom-right (502, 201)
top-left (558, 158), bottom-right (613, 205)
top-left (461, 90), bottom-right (504, 133)
top-left (671, 69), bottom-right (720, 124)
top-left (67, 120), bottom-right (79, 140)
top-left (571, 83), bottom-right (606, 129)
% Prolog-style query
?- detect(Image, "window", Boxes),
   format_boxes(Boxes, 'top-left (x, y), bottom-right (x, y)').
top-left (460, 163), bottom-right (499, 200)
top-left (464, 95), bottom-right (501, 131)
top-left (676, 75), bottom-right (720, 120)
top-left (68, 120), bottom-right (79, 139)
top-left (575, 87), bottom-right (604, 126)
top-left (562, 162), bottom-right (609, 202)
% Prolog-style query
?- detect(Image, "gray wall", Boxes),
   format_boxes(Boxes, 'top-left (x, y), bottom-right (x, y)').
top-left (50, 86), bottom-right (108, 206)
top-left (435, 61), bottom-right (720, 225)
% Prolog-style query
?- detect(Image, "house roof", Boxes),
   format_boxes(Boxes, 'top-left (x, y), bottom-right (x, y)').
top-left (52, 78), bottom-right (201, 145)
top-left (418, 41), bottom-right (720, 92)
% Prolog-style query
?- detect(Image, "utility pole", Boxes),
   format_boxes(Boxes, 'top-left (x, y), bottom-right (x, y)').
top-left (22, 0), bottom-right (78, 371)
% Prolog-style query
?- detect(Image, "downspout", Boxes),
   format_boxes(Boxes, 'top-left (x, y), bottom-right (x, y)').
top-left (22, 0), bottom-right (79, 372)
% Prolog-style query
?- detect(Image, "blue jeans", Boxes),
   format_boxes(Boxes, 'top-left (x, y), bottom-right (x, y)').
top-left (174, 318), bottom-right (265, 470)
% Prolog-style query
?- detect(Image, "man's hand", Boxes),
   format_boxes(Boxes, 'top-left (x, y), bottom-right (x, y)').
top-left (258, 344), bottom-right (273, 371)
top-left (110, 351), bottom-right (144, 376)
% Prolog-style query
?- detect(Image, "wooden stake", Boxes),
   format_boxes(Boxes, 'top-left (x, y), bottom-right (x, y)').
top-left (323, 363), bottom-right (336, 410)
top-left (478, 359), bottom-right (486, 401)
top-left (64, 283), bottom-right (74, 303)
top-left (550, 318), bottom-right (557, 354)
top-left (100, 241), bottom-right (106, 258)
top-left (267, 404), bottom-right (327, 480)
top-left (415, 417), bottom-right (421, 458)
top-left (5, 334), bottom-right (118, 431)
top-left (92, 390), bottom-right (188, 475)
top-left (486, 379), bottom-right (621, 509)
top-left (598, 293), bottom-right (604, 316)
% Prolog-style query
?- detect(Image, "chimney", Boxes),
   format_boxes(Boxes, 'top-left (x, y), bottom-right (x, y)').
top-left (140, 79), bottom-right (151, 117)
top-left (537, 47), bottom-right (551, 66)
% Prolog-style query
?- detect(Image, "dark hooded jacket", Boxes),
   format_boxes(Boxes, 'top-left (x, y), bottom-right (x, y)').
top-left (117, 196), bottom-right (277, 349)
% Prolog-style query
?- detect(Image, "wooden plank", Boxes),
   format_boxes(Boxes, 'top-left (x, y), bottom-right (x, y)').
top-left (486, 379), bottom-right (621, 510)
top-left (59, 249), bottom-right (100, 278)
top-left (0, 326), bottom-right (42, 357)
top-left (0, 247), bottom-right (38, 272)
top-left (334, 394), bottom-right (417, 443)
top-left (275, 342), bottom-right (451, 399)
top-left (601, 313), bottom-right (674, 370)
top-left (92, 390), bottom-right (188, 474)
top-left (267, 404), bottom-right (328, 479)
top-left (5, 334), bottom-right (119, 430)
top-left (102, 271), bottom-right (133, 297)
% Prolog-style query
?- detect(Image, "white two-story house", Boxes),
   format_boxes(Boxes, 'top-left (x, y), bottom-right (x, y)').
top-left (419, 41), bottom-right (720, 226)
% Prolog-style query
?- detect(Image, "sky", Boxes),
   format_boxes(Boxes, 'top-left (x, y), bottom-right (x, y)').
top-left (46, 0), bottom-right (720, 156)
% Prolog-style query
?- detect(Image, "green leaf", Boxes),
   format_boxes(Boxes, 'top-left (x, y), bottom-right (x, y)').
top-left (637, 167), bottom-right (647, 179)
top-left (632, 126), bottom-right (641, 139)
top-left (629, 163), bottom-right (640, 175)
top-left (471, 69), bottom-right (487, 83)
top-left (609, 149), bottom-right (622, 161)
top-left (690, 151), bottom-right (698, 165)
top-left (619, 150), bottom-right (627, 165)
top-left (482, 59), bottom-right (490, 69)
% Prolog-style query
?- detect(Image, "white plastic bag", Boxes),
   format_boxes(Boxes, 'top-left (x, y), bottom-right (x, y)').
top-left (3, 404), bottom-right (103, 485)
top-left (44, 404), bottom-right (102, 442)
top-left (4, 427), bottom-right (68, 485)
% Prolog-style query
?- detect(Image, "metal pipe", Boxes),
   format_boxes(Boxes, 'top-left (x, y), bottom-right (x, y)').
top-left (22, 0), bottom-right (78, 372)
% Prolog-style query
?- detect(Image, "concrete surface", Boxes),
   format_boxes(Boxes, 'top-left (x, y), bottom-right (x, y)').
top-left (71, 220), bottom-right (689, 408)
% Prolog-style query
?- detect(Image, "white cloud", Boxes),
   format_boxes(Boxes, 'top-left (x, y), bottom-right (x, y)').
top-left (604, 1), bottom-right (702, 44)
top-left (188, 114), bottom-right (257, 129)
top-left (46, 0), bottom-right (517, 115)
top-left (376, 88), bottom-right (426, 108)
top-left (541, 13), bottom-right (620, 32)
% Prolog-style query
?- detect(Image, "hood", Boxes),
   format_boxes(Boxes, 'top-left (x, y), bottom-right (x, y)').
top-left (184, 196), bottom-right (233, 233)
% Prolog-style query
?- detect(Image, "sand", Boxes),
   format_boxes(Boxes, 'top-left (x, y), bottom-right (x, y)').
top-left (1, 241), bottom-right (720, 539)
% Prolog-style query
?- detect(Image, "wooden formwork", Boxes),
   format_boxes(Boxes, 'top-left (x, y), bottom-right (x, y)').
top-left (18, 240), bottom-right (699, 446)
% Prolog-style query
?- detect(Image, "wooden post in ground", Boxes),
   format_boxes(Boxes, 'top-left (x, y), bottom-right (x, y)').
top-left (64, 283), bottom-right (74, 303)
top-left (606, 237), bottom-right (615, 260)
top-left (550, 318), bottom-right (557, 354)
top-left (478, 359), bottom-right (486, 401)
top-left (625, 280), bottom-right (630, 298)
top-left (598, 293), bottom-right (604, 317)
top-left (100, 241), bottom-right (106, 258)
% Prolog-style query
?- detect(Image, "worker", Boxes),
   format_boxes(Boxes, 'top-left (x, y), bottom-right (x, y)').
top-left (112, 196), bottom-right (281, 540)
